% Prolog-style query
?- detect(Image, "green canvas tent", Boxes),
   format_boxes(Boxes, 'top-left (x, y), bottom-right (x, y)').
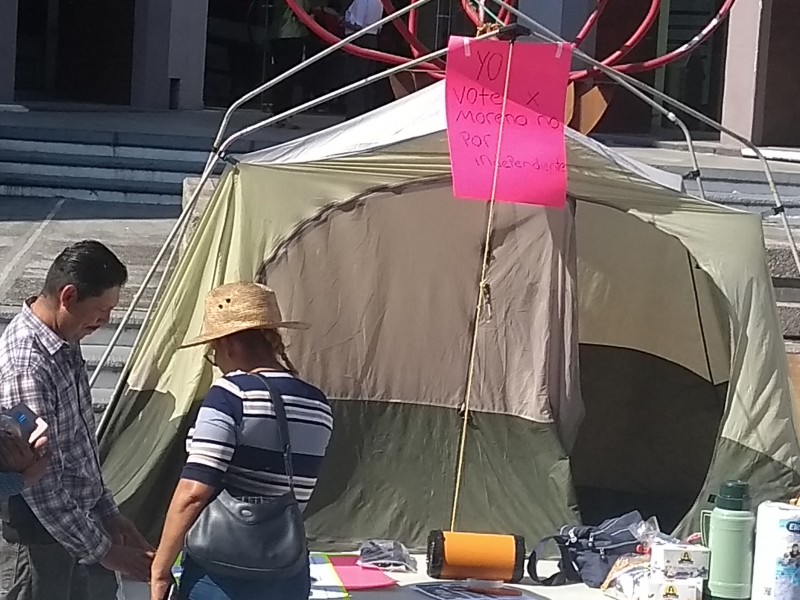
top-left (98, 82), bottom-right (800, 550)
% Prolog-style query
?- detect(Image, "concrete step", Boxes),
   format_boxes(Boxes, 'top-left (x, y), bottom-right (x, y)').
top-left (0, 131), bottom-right (229, 206)
top-left (0, 181), bottom-right (179, 205)
top-left (777, 302), bottom-right (800, 340)
top-left (683, 184), bottom-right (800, 216)
top-left (661, 164), bottom-right (800, 187)
top-left (0, 305), bottom-right (145, 347)
top-left (0, 149), bottom-right (225, 175)
top-left (763, 224), bottom-right (800, 339)
top-left (90, 388), bottom-right (114, 413)
top-left (640, 157), bottom-right (800, 216)
top-left (0, 124), bottom-right (267, 155)
top-left (0, 138), bottom-right (211, 164)
top-left (0, 162), bottom-right (187, 187)
top-left (82, 345), bottom-right (130, 374)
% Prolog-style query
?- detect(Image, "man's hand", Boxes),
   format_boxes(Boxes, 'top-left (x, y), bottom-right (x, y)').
top-left (0, 435), bottom-right (48, 488)
top-left (0, 434), bottom-right (37, 473)
top-left (100, 544), bottom-right (154, 582)
top-left (21, 437), bottom-right (49, 487)
top-left (103, 514), bottom-right (154, 551)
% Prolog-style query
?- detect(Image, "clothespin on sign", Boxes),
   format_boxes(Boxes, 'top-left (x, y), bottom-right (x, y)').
top-left (473, 23), bottom-right (531, 41)
top-left (496, 23), bottom-right (531, 41)
top-left (475, 23), bottom-right (501, 37)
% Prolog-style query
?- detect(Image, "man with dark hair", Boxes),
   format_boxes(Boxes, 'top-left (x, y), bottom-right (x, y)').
top-left (0, 240), bottom-right (152, 600)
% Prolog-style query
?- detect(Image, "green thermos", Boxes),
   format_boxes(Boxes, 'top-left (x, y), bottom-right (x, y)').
top-left (700, 481), bottom-right (756, 600)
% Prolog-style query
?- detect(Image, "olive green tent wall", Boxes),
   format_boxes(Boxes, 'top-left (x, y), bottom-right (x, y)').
top-left (98, 82), bottom-right (800, 549)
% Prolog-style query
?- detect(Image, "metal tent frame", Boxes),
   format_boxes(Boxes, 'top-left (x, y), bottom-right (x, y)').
top-left (93, 9), bottom-right (800, 440)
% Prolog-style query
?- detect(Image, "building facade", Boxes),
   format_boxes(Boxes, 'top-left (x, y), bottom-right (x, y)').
top-left (0, 0), bottom-right (797, 146)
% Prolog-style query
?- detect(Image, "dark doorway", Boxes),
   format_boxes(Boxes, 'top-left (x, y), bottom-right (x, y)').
top-left (572, 345), bottom-right (726, 532)
top-left (15, 0), bottom-right (135, 104)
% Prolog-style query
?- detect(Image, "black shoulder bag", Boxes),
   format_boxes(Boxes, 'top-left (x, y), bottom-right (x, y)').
top-left (528, 510), bottom-right (643, 589)
top-left (184, 373), bottom-right (308, 580)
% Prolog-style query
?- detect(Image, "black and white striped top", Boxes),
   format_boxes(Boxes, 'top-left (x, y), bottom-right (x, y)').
top-left (181, 371), bottom-right (333, 506)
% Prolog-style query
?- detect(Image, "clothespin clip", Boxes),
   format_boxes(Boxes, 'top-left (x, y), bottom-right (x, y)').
top-left (476, 23), bottom-right (501, 37)
top-left (496, 23), bottom-right (530, 42)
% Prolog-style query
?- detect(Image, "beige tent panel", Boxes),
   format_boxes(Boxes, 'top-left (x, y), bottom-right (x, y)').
top-left (577, 200), bottom-right (731, 384)
top-left (260, 178), bottom-right (582, 446)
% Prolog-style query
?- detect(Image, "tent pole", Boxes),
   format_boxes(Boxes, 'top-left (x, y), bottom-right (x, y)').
top-left (215, 26), bottom-right (514, 155)
top-left (94, 203), bottom-right (196, 438)
top-left (209, 0), bottom-right (441, 154)
top-left (668, 113), bottom-right (707, 201)
top-left (488, 0), bottom-right (800, 275)
top-left (96, 180), bottom-right (201, 435)
top-left (91, 152), bottom-right (218, 424)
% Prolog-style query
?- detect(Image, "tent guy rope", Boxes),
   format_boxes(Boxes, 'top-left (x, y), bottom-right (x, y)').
top-left (450, 37), bottom-right (517, 532)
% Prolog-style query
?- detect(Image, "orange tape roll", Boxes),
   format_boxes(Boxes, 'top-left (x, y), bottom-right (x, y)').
top-left (427, 530), bottom-right (526, 583)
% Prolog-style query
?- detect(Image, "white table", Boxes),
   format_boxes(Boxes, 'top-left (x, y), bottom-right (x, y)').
top-left (118, 558), bottom-right (606, 600)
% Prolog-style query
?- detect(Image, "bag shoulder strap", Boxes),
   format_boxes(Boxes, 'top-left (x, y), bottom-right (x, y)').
top-left (528, 535), bottom-right (581, 587)
top-left (255, 373), bottom-right (296, 495)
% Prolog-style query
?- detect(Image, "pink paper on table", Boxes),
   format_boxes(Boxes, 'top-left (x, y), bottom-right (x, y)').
top-left (445, 36), bottom-right (572, 207)
top-left (328, 555), bottom-right (397, 591)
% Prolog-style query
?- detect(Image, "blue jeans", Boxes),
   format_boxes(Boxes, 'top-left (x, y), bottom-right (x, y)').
top-left (178, 557), bottom-right (311, 600)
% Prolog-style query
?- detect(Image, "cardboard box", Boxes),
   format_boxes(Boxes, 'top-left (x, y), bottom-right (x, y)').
top-left (650, 544), bottom-right (710, 579)
top-left (643, 576), bottom-right (704, 600)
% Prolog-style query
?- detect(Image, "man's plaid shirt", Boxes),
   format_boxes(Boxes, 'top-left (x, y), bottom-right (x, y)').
top-left (0, 301), bottom-right (117, 563)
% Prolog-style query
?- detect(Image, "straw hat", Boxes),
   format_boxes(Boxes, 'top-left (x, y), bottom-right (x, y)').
top-left (180, 282), bottom-right (309, 348)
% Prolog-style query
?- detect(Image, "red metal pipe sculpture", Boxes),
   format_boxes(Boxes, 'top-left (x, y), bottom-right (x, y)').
top-left (284, 0), bottom-right (444, 73)
top-left (460, 0), bottom-right (483, 27)
top-left (573, 0), bottom-right (609, 47)
top-left (379, 0), bottom-right (445, 67)
top-left (571, 0), bottom-right (661, 81)
top-left (407, 0), bottom-right (423, 57)
top-left (611, 0), bottom-right (735, 74)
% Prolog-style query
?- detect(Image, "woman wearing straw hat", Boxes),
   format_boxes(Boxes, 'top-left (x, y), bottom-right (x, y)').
top-left (150, 282), bottom-right (333, 600)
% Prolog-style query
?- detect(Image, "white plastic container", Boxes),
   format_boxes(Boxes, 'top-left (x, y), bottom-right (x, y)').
top-left (751, 502), bottom-right (800, 600)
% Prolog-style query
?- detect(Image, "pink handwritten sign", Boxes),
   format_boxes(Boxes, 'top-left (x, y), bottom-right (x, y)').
top-left (445, 37), bottom-right (572, 207)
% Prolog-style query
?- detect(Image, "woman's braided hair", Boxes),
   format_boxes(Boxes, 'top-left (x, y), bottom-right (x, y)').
top-left (262, 328), bottom-right (298, 376)
top-left (250, 271), bottom-right (299, 375)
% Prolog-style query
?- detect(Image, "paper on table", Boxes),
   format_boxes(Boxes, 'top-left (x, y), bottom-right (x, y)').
top-left (311, 554), bottom-right (350, 599)
top-left (413, 582), bottom-right (526, 599)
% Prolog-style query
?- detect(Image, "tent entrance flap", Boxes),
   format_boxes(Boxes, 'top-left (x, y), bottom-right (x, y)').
top-left (570, 201), bottom-right (730, 531)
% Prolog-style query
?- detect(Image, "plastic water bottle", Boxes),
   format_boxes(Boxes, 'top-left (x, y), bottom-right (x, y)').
top-left (701, 481), bottom-right (756, 600)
